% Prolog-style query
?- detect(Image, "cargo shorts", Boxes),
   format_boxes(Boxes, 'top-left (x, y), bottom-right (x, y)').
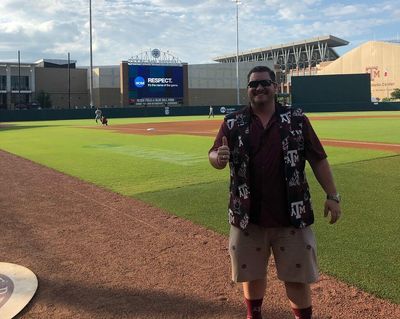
top-left (229, 223), bottom-right (319, 283)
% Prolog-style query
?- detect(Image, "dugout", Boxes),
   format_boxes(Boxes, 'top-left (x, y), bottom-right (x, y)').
top-left (291, 74), bottom-right (371, 112)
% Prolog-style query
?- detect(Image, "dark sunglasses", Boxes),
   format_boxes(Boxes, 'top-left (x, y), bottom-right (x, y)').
top-left (247, 79), bottom-right (276, 88)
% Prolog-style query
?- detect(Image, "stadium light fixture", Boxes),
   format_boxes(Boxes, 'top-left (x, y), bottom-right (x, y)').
top-left (232, 0), bottom-right (241, 105)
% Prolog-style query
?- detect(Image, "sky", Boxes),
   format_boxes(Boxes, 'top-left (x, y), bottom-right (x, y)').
top-left (0, 0), bottom-right (399, 66)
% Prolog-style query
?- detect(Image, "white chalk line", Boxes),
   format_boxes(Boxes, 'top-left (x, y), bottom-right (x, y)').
top-left (321, 139), bottom-right (400, 148)
top-left (71, 189), bottom-right (161, 233)
top-left (70, 189), bottom-right (226, 267)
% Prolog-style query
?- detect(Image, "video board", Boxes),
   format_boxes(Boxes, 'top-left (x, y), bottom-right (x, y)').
top-left (128, 64), bottom-right (183, 105)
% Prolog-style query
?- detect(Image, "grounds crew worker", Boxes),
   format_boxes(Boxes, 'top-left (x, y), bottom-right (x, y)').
top-left (208, 66), bottom-right (341, 319)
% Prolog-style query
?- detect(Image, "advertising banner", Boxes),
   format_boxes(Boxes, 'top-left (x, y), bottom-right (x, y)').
top-left (128, 65), bottom-right (183, 105)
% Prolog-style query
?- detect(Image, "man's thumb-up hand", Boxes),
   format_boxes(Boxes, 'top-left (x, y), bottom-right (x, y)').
top-left (217, 136), bottom-right (230, 166)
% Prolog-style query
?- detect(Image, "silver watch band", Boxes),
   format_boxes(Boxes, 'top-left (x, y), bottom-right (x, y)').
top-left (326, 193), bottom-right (340, 203)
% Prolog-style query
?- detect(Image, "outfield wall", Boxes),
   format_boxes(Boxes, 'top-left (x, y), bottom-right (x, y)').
top-left (1, 103), bottom-right (400, 122)
top-left (293, 102), bottom-right (400, 112)
top-left (292, 74), bottom-right (371, 106)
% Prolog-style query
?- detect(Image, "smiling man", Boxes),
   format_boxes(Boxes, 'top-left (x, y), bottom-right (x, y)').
top-left (208, 66), bottom-right (342, 319)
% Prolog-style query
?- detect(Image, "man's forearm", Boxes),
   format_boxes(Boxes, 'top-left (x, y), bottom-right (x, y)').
top-left (310, 158), bottom-right (337, 195)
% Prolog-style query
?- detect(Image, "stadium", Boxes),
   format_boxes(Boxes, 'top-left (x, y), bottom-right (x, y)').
top-left (1, 34), bottom-right (400, 112)
top-left (1, 34), bottom-right (400, 318)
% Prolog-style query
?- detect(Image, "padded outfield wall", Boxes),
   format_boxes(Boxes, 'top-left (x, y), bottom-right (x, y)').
top-left (289, 73), bottom-right (394, 112)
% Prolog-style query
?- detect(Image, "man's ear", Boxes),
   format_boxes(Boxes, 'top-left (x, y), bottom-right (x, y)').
top-left (273, 83), bottom-right (279, 93)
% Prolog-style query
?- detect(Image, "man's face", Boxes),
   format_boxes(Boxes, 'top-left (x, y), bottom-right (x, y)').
top-left (247, 71), bottom-right (277, 106)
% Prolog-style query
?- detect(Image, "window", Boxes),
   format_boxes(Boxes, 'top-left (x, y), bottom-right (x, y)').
top-left (0, 76), bottom-right (6, 90)
top-left (11, 76), bottom-right (30, 90)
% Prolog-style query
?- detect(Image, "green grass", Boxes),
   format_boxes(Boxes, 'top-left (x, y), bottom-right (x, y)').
top-left (1, 113), bottom-right (400, 303)
top-left (310, 117), bottom-right (400, 143)
top-left (310, 155), bottom-right (400, 302)
top-left (2, 115), bottom-right (223, 127)
top-left (0, 126), bottom-right (224, 195)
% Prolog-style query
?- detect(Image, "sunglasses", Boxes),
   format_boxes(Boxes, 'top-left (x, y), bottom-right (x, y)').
top-left (247, 79), bottom-right (276, 88)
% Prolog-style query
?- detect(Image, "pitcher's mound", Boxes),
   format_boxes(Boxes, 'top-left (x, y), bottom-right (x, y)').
top-left (0, 262), bottom-right (38, 319)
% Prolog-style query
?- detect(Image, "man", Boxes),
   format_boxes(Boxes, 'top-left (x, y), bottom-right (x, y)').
top-left (101, 115), bottom-right (108, 126)
top-left (208, 66), bottom-right (341, 319)
top-left (209, 105), bottom-right (214, 118)
top-left (95, 108), bottom-right (102, 123)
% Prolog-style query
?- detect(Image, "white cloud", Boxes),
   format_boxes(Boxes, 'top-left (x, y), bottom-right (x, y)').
top-left (0, 0), bottom-right (399, 65)
top-left (324, 4), bottom-right (360, 17)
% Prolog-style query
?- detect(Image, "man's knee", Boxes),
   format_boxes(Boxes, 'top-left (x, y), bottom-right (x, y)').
top-left (242, 278), bottom-right (267, 299)
top-left (284, 282), bottom-right (311, 308)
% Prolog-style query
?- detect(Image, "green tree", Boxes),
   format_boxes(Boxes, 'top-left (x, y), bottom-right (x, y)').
top-left (36, 90), bottom-right (52, 108)
top-left (390, 88), bottom-right (400, 99)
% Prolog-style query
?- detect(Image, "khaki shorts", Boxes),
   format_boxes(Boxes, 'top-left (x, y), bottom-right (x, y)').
top-left (229, 223), bottom-right (319, 283)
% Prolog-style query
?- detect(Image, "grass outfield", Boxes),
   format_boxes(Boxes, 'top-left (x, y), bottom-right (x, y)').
top-left (1, 113), bottom-right (399, 303)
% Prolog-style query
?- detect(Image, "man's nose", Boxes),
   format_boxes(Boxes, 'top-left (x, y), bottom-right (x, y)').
top-left (256, 83), bottom-right (264, 89)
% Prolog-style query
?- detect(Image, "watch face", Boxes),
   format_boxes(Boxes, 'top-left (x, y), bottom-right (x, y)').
top-left (327, 193), bottom-right (340, 202)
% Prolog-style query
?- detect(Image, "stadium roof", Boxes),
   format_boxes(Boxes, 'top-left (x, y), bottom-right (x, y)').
top-left (35, 58), bottom-right (77, 65)
top-left (214, 35), bottom-right (349, 62)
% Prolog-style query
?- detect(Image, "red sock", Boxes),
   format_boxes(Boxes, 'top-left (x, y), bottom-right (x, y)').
top-left (292, 306), bottom-right (312, 319)
top-left (245, 298), bottom-right (263, 319)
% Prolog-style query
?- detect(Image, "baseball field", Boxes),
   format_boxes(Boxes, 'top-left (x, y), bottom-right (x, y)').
top-left (0, 111), bottom-right (399, 318)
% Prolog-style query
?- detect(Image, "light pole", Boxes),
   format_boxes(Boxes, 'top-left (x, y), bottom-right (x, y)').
top-left (18, 50), bottom-right (21, 108)
top-left (233, 0), bottom-right (241, 105)
top-left (89, 0), bottom-right (94, 108)
top-left (68, 52), bottom-right (71, 109)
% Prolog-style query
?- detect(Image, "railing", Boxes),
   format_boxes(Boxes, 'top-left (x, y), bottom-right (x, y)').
top-left (11, 86), bottom-right (30, 91)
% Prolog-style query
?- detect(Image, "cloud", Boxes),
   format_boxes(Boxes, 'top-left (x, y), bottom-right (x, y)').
top-left (0, 0), bottom-right (399, 65)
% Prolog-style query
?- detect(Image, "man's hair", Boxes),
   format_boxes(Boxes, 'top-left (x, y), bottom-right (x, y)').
top-left (247, 66), bottom-right (276, 82)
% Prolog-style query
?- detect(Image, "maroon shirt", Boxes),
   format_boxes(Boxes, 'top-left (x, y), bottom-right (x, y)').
top-left (209, 108), bottom-right (327, 227)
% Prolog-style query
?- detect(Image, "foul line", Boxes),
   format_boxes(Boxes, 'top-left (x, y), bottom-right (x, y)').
top-left (70, 189), bottom-right (227, 269)
top-left (71, 190), bottom-right (161, 233)
top-left (321, 139), bottom-right (400, 147)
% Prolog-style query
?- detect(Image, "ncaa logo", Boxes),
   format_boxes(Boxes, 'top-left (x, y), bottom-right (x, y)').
top-left (220, 107), bottom-right (226, 114)
top-left (134, 76), bottom-right (145, 88)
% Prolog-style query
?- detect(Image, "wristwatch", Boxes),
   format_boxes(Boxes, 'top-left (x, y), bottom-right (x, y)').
top-left (327, 193), bottom-right (341, 203)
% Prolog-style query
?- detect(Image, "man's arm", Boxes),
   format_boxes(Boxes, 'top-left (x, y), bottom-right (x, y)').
top-left (309, 158), bottom-right (342, 224)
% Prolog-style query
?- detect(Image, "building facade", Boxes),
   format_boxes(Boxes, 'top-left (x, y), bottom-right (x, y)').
top-left (316, 41), bottom-right (400, 100)
top-left (3, 35), bottom-right (398, 109)
top-left (187, 61), bottom-right (275, 106)
top-left (0, 62), bottom-right (35, 109)
top-left (0, 59), bottom-right (88, 109)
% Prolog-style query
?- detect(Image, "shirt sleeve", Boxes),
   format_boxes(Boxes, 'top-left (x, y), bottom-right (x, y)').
top-left (303, 115), bottom-right (327, 163)
top-left (208, 121), bottom-right (229, 154)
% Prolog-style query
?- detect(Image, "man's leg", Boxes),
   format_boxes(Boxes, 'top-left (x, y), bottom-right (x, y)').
top-left (243, 278), bottom-right (266, 319)
top-left (284, 282), bottom-right (312, 319)
top-left (229, 224), bottom-right (269, 319)
top-left (243, 278), bottom-right (266, 299)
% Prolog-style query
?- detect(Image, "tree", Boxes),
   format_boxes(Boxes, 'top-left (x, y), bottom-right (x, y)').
top-left (390, 88), bottom-right (400, 100)
top-left (36, 90), bottom-right (52, 108)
